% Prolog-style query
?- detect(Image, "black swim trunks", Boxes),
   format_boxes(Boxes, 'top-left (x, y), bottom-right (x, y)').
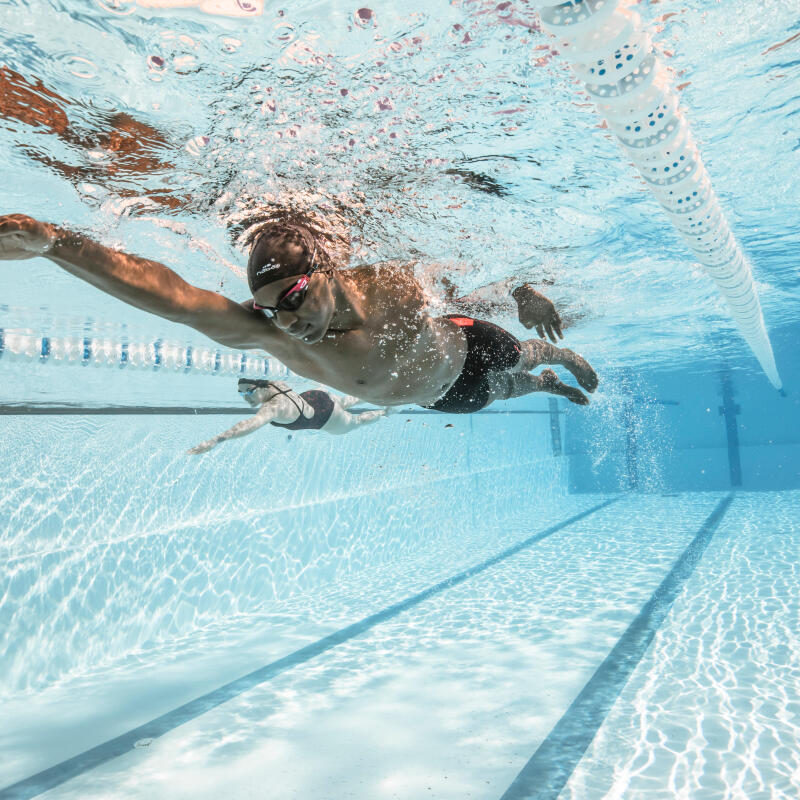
top-left (271, 389), bottom-right (335, 431)
top-left (424, 315), bottom-right (522, 414)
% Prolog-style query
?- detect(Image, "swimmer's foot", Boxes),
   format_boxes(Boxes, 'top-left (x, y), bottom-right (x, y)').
top-left (559, 349), bottom-right (598, 393)
top-left (539, 368), bottom-right (589, 406)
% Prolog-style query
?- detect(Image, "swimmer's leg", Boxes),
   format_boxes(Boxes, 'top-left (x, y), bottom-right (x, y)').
top-left (322, 403), bottom-right (387, 435)
top-left (486, 368), bottom-right (589, 406)
top-left (350, 409), bottom-right (387, 425)
top-left (516, 339), bottom-right (598, 393)
top-left (337, 395), bottom-right (361, 409)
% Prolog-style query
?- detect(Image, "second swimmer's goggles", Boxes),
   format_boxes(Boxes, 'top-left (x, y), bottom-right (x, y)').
top-left (253, 245), bottom-right (319, 318)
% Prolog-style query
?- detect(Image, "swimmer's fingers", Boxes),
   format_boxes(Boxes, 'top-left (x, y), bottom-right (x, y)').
top-left (535, 322), bottom-right (545, 339)
top-left (544, 309), bottom-right (565, 342)
top-left (187, 441), bottom-right (215, 455)
top-left (0, 215), bottom-right (55, 259)
top-left (0, 229), bottom-right (38, 260)
top-left (553, 315), bottom-right (564, 340)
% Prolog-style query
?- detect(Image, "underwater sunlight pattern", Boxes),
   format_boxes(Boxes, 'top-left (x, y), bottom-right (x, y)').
top-left (1, 1), bottom-right (799, 799)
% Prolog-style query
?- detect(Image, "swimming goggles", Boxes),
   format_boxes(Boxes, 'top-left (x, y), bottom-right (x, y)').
top-left (252, 245), bottom-right (319, 319)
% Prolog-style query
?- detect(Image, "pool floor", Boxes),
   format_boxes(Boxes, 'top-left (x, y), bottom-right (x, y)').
top-left (1, 492), bottom-right (798, 800)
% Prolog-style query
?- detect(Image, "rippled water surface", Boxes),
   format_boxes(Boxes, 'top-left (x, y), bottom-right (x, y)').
top-left (1, 0), bottom-right (798, 388)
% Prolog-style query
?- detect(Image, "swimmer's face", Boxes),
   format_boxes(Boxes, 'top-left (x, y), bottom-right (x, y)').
top-left (238, 383), bottom-right (274, 407)
top-left (253, 272), bottom-right (335, 345)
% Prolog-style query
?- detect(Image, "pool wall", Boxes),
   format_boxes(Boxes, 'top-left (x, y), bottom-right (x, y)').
top-left (567, 334), bottom-right (800, 493)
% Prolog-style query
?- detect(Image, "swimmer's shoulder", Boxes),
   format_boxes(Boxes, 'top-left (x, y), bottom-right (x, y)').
top-left (345, 258), bottom-right (420, 279)
top-left (341, 261), bottom-right (425, 307)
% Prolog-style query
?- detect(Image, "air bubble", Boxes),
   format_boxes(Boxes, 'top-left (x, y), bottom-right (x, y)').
top-left (220, 37), bottom-right (242, 53)
top-left (354, 7), bottom-right (376, 28)
top-left (63, 55), bottom-right (98, 80)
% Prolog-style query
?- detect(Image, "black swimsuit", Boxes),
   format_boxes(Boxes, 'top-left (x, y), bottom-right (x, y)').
top-left (423, 315), bottom-right (522, 414)
top-left (271, 389), bottom-right (335, 431)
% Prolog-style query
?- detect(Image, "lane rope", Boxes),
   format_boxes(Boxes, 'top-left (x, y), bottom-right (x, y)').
top-left (535, 0), bottom-right (781, 388)
top-left (0, 327), bottom-right (289, 379)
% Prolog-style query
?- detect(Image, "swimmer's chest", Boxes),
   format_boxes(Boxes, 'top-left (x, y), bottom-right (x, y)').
top-left (273, 322), bottom-right (426, 396)
top-left (314, 325), bottom-right (408, 379)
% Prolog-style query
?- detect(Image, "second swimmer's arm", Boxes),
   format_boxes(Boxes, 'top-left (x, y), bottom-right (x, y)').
top-left (187, 408), bottom-right (277, 455)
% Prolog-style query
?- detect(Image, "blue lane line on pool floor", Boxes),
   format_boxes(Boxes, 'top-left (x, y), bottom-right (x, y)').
top-left (0, 499), bottom-right (617, 800)
top-left (499, 492), bottom-right (735, 800)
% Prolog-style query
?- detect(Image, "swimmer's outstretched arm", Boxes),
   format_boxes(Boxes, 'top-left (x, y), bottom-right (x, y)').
top-left (187, 406), bottom-right (280, 455)
top-left (0, 214), bottom-right (272, 350)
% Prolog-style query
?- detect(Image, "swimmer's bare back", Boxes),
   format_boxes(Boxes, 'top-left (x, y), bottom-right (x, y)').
top-left (0, 214), bottom-right (466, 406)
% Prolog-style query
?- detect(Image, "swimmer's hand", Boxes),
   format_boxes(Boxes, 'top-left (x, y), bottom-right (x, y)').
top-left (512, 284), bottom-right (563, 342)
top-left (0, 215), bottom-right (56, 259)
top-left (187, 440), bottom-right (217, 455)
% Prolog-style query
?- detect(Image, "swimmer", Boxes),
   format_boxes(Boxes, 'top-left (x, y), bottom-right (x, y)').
top-left (187, 380), bottom-right (389, 454)
top-left (0, 214), bottom-right (598, 413)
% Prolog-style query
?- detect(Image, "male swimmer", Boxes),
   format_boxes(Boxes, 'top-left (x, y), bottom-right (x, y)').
top-left (0, 214), bottom-right (598, 411)
top-left (187, 380), bottom-right (388, 454)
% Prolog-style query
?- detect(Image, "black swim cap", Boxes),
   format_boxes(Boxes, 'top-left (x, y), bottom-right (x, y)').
top-left (247, 223), bottom-right (316, 294)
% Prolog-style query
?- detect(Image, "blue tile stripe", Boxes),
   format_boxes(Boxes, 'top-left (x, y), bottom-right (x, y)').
top-left (548, 397), bottom-right (561, 456)
top-left (0, 499), bottom-right (617, 800)
top-left (719, 372), bottom-right (742, 487)
top-left (498, 492), bottom-right (735, 800)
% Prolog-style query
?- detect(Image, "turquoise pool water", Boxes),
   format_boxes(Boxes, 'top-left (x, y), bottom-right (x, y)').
top-left (1, 1), bottom-right (799, 798)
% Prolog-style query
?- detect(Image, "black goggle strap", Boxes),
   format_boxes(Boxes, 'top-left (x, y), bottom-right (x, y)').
top-left (240, 382), bottom-right (307, 418)
top-left (281, 243), bottom-right (318, 299)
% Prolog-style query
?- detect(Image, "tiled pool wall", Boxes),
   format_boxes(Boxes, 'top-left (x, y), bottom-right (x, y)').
top-left (0, 410), bottom-right (567, 698)
top-left (566, 357), bottom-right (800, 493)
